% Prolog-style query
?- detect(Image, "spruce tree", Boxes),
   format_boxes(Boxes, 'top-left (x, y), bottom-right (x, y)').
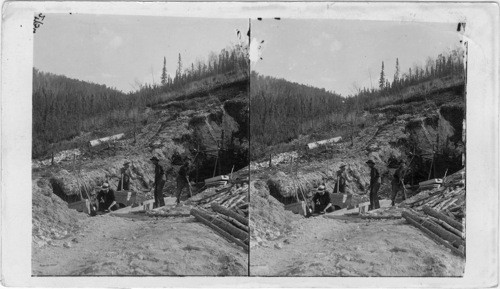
top-left (176, 53), bottom-right (183, 85)
top-left (379, 61), bottom-right (385, 89)
top-left (393, 58), bottom-right (400, 87)
top-left (161, 57), bottom-right (167, 85)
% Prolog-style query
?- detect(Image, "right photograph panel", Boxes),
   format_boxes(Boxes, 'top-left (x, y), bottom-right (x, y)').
top-left (249, 19), bottom-right (466, 277)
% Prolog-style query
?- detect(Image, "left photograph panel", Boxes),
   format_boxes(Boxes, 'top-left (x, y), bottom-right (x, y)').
top-left (32, 14), bottom-right (250, 276)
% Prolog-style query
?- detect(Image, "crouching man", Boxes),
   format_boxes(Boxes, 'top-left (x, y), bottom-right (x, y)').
top-left (312, 185), bottom-right (333, 214)
top-left (96, 183), bottom-right (118, 212)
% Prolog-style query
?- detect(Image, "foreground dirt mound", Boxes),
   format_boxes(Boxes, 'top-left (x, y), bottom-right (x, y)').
top-left (32, 180), bottom-right (87, 248)
top-left (251, 217), bottom-right (464, 276)
top-left (33, 214), bottom-right (248, 276)
top-left (249, 180), bottom-right (301, 244)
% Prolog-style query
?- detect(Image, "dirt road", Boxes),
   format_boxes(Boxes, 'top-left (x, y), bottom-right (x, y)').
top-left (32, 212), bottom-right (248, 276)
top-left (250, 214), bottom-right (464, 276)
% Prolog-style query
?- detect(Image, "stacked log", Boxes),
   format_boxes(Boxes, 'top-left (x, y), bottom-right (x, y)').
top-left (189, 180), bottom-right (249, 251)
top-left (400, 169), bottom-right (466, 257)
top-left (402, 169), bottom-right (465, 221)
top-left (191, 206), bottom-right (249, 251)
top-left (402, 210), bottom-right (464, 257)
top-left (195, 182), bottom-right (248, 213)
top-left (403, 208), bottom-right (465, 257)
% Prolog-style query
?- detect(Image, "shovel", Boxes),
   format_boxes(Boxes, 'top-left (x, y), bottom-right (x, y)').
top-left (401, 179), bottom-right (408, 200)
top-left (186, 176), bottom-right (193, 197)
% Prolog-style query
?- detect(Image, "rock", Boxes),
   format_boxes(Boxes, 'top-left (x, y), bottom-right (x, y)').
top-left (63, 242), bottom-right (72, 248)
top-left (137, 254), bottom-right (145, 260)
top-left (72, 238), bottom-right (79, 243)
top-left (274, 243), bottom-right (283, 249)
top-left (344, 255), bottom-right (352, 261)
top-left (134, 268), bottom-right (146, 275)
top-left (283, 239), bottom-right (290, 244)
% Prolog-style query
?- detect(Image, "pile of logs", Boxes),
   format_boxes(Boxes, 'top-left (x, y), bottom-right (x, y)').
top-left (190, 181), bottom-right (249, 251)
top-left (191, 203), bottom-right (249, 251)
top-left (401, 168), bottom-right (465, 257)
top-left (403, 206), bottom-right (465, 257)
top-left (194, 182), bottom-right (248, 216)
top-left (402, 169), bottom-right (465, 221)
top-left (404, 186), bottom-right (465, 219)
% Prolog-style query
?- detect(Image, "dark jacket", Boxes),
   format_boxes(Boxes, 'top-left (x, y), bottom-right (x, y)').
top-left (370, 166), bottom-right (381, 187)
top-left (96, 189), bottom-right (115, 210)
top-left (177, 163), bottom-right (189, 181)
top-left (313, 191), bottom-right (331, 212)
top-left (392, 165), bottom-right (406, 184)
top-left (154, 163), bottom-right (166, 183)
top-left (118, 167), bottom-right (132, 191)
top-left (335, 170), bottom-right (347, 193)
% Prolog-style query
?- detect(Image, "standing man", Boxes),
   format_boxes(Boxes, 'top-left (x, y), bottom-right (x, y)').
top-left (96, 183), bottom-right (118, 212)
top-left (150, 156), bottom-right (166, 208)
top-left (366, 159), bottom-right (381, 210)
top-left (117, 161), bottom-right (132, 191)
top-left (312, 185), bottom-right (333, 214)
top-left (333, 163), bottom-right (351, 194)
top-left (391, 160), bottom-right (407, 206)
top-left (176, 160), bottom-right (192, 205)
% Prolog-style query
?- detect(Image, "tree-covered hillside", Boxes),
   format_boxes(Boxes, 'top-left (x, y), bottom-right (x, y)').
top-left (33, 44), bottom-right (249, 158)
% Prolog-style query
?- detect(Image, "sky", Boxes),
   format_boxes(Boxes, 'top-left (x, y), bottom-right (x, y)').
top-left (34, 15), bottom-right (249, 93)
top-left (251, 19), bottom-right (463, 96)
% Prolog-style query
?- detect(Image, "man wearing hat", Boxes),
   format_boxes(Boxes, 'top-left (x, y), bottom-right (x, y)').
top-left (150, 156), bottom-right (166, 208)
top-left (366, 160), bottom-right (381, 210)
top-left (96, 183), bottom-right (118, 212)
top-left (333, 163), bottom-right (351, 194)
top-left (312, 184), bottom-right (333, 214)
top-left (117, 161), bottom-right (132, 191)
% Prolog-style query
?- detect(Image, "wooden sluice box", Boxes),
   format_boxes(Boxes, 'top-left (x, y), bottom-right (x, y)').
top-left (67, 191), bottom-right (137, 215)
top-left (68, 199), bottom-right (91, 214)
top-left (114, 190), bottom-right (137, 207)
top-left (284, 201), bottom-right (307, 216)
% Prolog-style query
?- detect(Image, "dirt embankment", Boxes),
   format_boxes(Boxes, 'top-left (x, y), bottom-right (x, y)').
top-left (32, 179), bottom-right (87, 248)
top-left (32, 78), bottom-right (249, 204)
top-left (251, 82), bottom-right (464, 203)
top-left (250, 180), bottom-right (301, 245)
